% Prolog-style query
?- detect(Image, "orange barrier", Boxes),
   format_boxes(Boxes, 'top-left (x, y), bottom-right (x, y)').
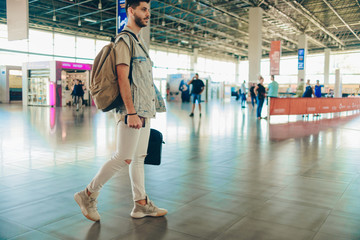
top-left (269, 97), bottom-right (360, 116)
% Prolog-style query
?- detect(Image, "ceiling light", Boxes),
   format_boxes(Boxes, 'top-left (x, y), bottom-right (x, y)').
top-left (162, 20), bottom-right (165, 26)
top-left (178, 0), bottom-right (182, 3)
top-left (197, 5), bottom-right (200, 10)
top-left (98, 1), bottom-right (102, 10)
top-left (226, 16), bottom-right (230, 22)
top-left (52, 14), bottom-right (56, 21)
top-left (181, 40), bottom-right (189, 44)
top-left (189, 45), bottom-right (192, 49)
top-left (213, 11), bottom-right (216, 17)
top-left (204, 33), bottom-right (208, 38)
top-left (151, 37), bottom-right (155, 41)
top-left (191, 29), bottom-right (195, 34)
top-left (178, 42), bottom-right (181, 46)
top-left (84, 18), bottom-right (97, 23)
top-left (165, 39), bottom-right (168, 44)
top-left (78, 19), bottom-right (81, 26)
top-left (177, 26), bottom-right (181, 31)
top-left (100, 24), bottom-right (103, 31)
top-left (238, 22), bottom-right (242, 28)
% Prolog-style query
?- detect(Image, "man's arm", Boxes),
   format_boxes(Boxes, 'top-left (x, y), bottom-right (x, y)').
top-left (254, 85), bottom-right (259, 96)
top-left (116, 64), bottom-right (142, 129)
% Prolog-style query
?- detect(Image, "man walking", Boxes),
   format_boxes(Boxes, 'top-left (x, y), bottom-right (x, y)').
top-left (74, 0), bottom-right (167, 222)
top-left (188, 73), bottom-right (205, 117)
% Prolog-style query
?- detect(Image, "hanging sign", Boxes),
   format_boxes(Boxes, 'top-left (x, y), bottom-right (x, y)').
top-left (270, 41), bottom-right (281, 75)
top-left (117, 0), bottom-right (127, 34)
top-left (298, 48), bottom-right (305, 70)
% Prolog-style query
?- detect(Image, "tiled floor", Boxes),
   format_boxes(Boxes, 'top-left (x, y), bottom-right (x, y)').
top-left (0, 100), bottom-right (360, 240)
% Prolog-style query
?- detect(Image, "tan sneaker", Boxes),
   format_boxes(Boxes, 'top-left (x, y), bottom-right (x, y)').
top-left (130, 196), bottom-right (168, 218)
top-left (74, 189), bottom-right (100, 222)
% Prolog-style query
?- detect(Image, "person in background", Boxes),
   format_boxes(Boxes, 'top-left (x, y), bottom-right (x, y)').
top-left (254, 76), bottom-right (266, 120)
top-left (179, 79), bottom-right (190, 103)
top-left (188, 73), bottom-right (205, 117)
top-left (296, 78), bottom-right (305, 97)
top-left (267, 75), bottom-right (279, 97)
top-left (73, 79), bottom-right (84, 111)
top-left (302, 79), bottom-right (314, 98)
top-left (249, 83), bottom-right (256, 108)
top-left (314, 80), bottom-right (322, 98)
top-left (240, 81), bottom-right (247, 108)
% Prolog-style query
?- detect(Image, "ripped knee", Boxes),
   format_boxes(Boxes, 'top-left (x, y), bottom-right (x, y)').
top-left (125, 159), bottom-right (131, 164)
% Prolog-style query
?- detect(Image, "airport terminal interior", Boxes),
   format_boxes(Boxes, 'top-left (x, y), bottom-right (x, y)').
top-left (1, 0), bottom-right (360, 239)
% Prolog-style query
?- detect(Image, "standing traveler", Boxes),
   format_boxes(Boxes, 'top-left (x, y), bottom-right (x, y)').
top-left (73, 79), bottom-right (84, 111)
top-left (267, 75), bottom-right (279, 105)
top-left (314, 80), bottom-right (322, 98)
top-left (255, 76), bottom-right (266, 120)
top-left (302, 80), bottom-right (314, 98)
top-left (74, 0), bottom-right (167, 222)
top-left (249, 83), bottom-right (256, 108)
top-left (296, 78), bottom-right (305, 97)
top-left (240, 81), bottom-right (247, 108)
top-left (179, 80), bottom-right (190, 103)
top-left (188, 73), bottom-right (205, 117)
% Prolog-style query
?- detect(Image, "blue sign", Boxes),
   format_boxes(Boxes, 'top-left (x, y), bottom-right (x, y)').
top-left (117, 0), bottom-right (127, 34)
top-left (298, 48), bottom-right (305, 70)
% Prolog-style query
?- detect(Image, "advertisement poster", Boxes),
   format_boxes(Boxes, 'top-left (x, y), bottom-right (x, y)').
top-left (298, 48), bottom-right (305, 70)
top-left (117, 0), bottom-right (127, 34)
top-left (270, 41), bottom-right (281, 75)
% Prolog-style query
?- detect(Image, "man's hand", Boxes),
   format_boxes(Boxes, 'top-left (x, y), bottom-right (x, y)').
top-left (127, 115), bottom-right (143, 129)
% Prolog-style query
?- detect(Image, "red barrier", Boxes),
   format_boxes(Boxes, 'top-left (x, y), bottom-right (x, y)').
top-left (269, 98), bottom-right (360, 116)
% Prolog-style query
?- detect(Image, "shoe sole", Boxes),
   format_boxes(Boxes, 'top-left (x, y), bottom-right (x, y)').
top-left (74, 193), bottom-right (100, 222)
top-left (130, 210), bottom-right (168, 219)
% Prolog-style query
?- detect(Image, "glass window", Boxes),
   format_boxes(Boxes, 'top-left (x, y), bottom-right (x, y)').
top-left (54, 33), bottom-right (75, 57)
top-left (95, 39), bottom-right (109, 55)
top-left (29, 29), bottom-right (53, 55)
top-left (0, 51), bottom-right (28, 66)
top-left (76, 36), bottom-right (95, 59)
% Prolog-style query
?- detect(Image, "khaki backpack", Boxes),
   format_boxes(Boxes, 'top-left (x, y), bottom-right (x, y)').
top-left (90, 30), bottom-right (136, 112)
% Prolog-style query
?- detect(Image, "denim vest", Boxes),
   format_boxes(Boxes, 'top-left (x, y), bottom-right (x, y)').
top-left (115, 27), bottom-right (166, 120)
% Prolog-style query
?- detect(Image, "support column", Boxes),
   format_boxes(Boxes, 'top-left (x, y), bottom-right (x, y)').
top-left (297, 34), bottom-right (307, 84)
top-left (248, 7), bottom-right (263, 83)
top-left (324, 48), bottom-right (330, 85)
top-left (190, 48), bottom-right (198, 73)
top-left (334, 69), bottom-right (342, 98)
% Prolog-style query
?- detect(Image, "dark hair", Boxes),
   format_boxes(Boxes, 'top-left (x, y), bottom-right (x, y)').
top-left (126, 0), bottom-right (150, 13)
top-left (271, 75), bottom-right (275, 79)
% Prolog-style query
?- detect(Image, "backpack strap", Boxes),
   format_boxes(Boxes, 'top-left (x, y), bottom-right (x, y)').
top-left (113, 30), bottom-right (137, 83)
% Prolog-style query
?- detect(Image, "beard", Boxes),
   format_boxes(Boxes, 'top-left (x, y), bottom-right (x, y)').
top-left (134, 13), bottom-right (149, 28)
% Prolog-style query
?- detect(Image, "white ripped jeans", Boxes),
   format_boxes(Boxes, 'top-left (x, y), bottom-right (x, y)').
top-left (87, 119), bottom-right (150, 201)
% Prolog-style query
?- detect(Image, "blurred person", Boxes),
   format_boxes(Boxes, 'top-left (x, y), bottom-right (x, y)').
top-left (255, 76), bottom-right (266, 120)
top-left (179, 79), bottom-right (190, 103)
top-left (267, 75), bottom-right (279, 100)
top-left (188, 73), bottom-right (205, 117)
top-left (73, 79), bottom-right (84, 111)
top-left (314, 80), bottom-right (322, 98)
top-left (302, 79), bottom-right (314, 98)
top-left (296, 78), bottom-right (305, 97)
top-left (74, 0), bottom-right (167, 222)
top-left (249, 83), bottom-right (256, 108)
top-left (240, 81), bottom-right (247, 108)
